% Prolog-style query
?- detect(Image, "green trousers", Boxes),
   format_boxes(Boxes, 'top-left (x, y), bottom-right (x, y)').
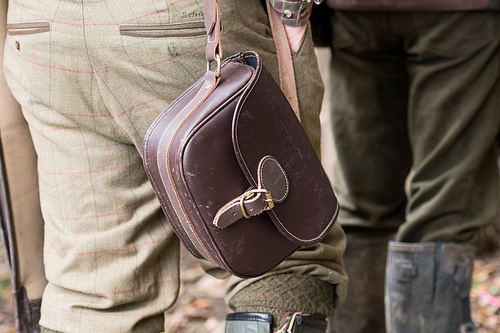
top-left (4, 0), bottom-right (347, 332)
top-left (329, 11), bottom-right (500, 245)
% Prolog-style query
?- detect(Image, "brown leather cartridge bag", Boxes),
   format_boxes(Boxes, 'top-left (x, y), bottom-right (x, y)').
top-left (142, 0), bottom-right (339, 278)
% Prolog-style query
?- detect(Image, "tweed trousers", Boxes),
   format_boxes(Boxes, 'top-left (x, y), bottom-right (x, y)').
top-left (3, 0), bottom-right (347, 332)
top-left (329, 11), bottom-right (500, 245)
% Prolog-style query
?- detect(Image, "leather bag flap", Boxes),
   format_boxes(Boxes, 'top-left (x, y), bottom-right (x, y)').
top-left (230, 56), bottom-right (338, 246)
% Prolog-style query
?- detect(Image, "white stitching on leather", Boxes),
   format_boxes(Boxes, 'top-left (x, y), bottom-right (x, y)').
top-left (233, 56), bottom-right (336, 244)
top-left (156, 78), bottom-right (214, 260)
top-left (259, 156), bottom-right (289, 202)
top-left (233, 54), bottom-right (262, 186)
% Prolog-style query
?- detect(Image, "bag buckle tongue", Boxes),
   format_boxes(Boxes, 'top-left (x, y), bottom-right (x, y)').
top-left (240, 188), bottom-right (274, 219)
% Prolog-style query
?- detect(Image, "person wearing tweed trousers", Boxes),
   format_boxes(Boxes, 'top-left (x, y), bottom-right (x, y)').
top-left (1, 0), bottom-right (348, 332)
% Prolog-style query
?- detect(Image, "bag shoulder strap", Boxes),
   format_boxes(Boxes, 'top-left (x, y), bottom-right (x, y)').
top-left (265, 0), bottom-right (300, 121)
top-left (203, 0), bottom-right (301, 121)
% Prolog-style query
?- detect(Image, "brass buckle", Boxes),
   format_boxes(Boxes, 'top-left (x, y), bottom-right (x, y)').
top-left (206, 53), bottom-right (221, 78)
top-left (239, 189), bottom-right (274, 219)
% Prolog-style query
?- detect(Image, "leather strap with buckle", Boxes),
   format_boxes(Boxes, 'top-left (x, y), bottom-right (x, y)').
top-left (213, 156), bottom-right (289, 229)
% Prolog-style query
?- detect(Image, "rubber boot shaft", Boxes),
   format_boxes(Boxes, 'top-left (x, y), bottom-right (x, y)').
top-left (225, 312), bottom-right (327, 333)
top-left (225, 313), bottom-right (272, 333)
top-left (329, 232), bottom-right (393, 333)
top-left (385, 241), bottom-right (476, 333)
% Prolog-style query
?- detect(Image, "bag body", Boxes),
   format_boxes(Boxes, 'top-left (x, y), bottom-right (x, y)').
top-left (143, 51), bottom-right (338, 277)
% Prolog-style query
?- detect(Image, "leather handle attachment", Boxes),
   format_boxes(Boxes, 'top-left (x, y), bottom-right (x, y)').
top-left (203, 0), bottom-right (300, 120)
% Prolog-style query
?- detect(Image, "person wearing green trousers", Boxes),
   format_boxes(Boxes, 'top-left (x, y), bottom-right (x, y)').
top-left (323, 1), bottom-right (500, 332)
top-left (2, 0), bottom-right (347, 332)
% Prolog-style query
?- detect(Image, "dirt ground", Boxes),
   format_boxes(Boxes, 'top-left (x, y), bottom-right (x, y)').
top-left (470, 230), bottom-right (500, 333)
top-left (0, 49), bottom-right (499, 333)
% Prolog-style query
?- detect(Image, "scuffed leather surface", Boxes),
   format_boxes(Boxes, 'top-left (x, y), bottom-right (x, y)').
top-left (233, 54), bottom-right (338, 246)
top-left (143, 51), bottom-right (338, 277)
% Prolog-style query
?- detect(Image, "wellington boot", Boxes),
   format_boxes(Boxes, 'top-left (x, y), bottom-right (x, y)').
top-left (385, 241), bottom-right (477, 333)
top-left (225, 312), bottom-right (327, 333)
top-left (329, 232), bottom-right (394, 333)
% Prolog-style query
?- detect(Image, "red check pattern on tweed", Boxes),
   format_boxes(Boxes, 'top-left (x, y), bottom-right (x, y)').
top-left (4, 0), bottom-right (327, 331)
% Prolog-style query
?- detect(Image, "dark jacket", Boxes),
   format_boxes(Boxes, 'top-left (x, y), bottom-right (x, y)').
top-left (325, 0), bottom-right (500, 11)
